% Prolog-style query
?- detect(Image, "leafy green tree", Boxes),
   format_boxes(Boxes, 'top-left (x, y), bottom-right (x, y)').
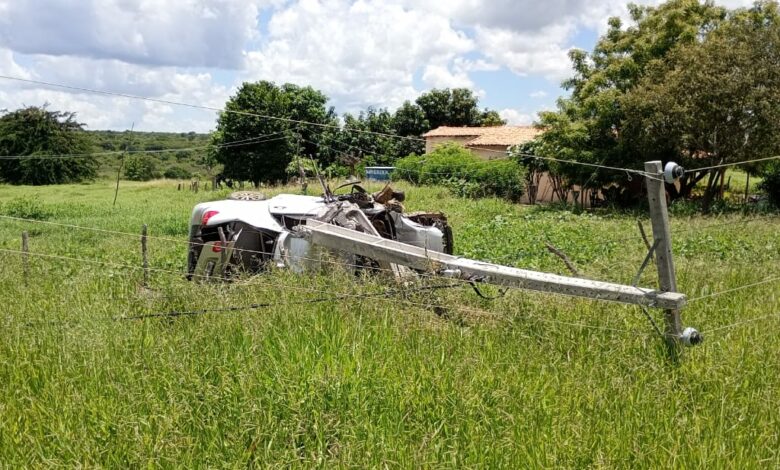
top-left (124, 155), bottom-right (159, 181)
top-left (212, 81), bottom-right (337, 184)
top-left (479, 110), bottom-right (506, 127)
top-left (334, 107), bottom-right (399, 166)
top-left (163, 165), bottom-right (192, 180)
top-left (0, 106), bottom-right (97, 185)
top-left (392, 101), bottom-right (428, 156)
top-left (758, 161), bottom-right (780, 207)
top-left (623, 1), bottom-right (780, 209)
top-left (536, 0), bottom-right (727, 194)
top-left (415, 88), bottom-right (505, 130)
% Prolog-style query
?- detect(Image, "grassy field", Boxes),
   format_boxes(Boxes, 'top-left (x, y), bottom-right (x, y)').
top-left (0, 179), bottom-right (779, 467)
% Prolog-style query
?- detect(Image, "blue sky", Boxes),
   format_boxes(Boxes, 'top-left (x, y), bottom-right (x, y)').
top-left (0, 0), bottom-right (753, 132)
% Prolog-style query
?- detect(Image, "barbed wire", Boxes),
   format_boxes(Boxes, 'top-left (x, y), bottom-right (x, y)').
top-left (0, 214), bottom-right (482, 288)
top-left (0, 212), bottom-right (666, 289)
top-left (0, 246), bottom-right (648, 335)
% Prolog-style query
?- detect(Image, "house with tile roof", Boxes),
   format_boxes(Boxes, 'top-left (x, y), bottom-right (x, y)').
top-left (422, 125), bottom-right (597, 207)
top-left (422, 126), bottom-right (542, 160)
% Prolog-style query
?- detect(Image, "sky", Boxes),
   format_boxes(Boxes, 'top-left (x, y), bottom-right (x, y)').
top-left (0, 0), bottom-right (755, 133)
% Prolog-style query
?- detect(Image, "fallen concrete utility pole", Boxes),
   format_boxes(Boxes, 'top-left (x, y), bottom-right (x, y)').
top-left (303, 220), bottom-right (686, 310)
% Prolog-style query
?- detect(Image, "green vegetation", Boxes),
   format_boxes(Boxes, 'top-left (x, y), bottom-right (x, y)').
top-left (0, 106), bottom-right (97, 185)
top-left (537, 0), bottom-right (780, 210)
top-left (88, 130), bottom-right (211, 179)
top-left (1, 179), bottom-right (779, 466)
top-left (123, 155), bottom-right (161, 181)
top-left (394, 143), bottom-right (526, 201)
top-left (759, 162), bottom-right (780, 207)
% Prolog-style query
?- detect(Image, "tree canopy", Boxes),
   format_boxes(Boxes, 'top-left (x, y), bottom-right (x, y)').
top-left (0, 106), bottom-right (97, 185)
top-left (534, 0), bottom-right (780, 208)
top-left (211, 81), bottom-right (337, 185)
top-left (211, 83), bottom-right (506, 182)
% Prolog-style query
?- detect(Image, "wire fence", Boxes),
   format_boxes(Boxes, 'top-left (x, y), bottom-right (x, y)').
top-left (1, 213), bottom-right (778, 340)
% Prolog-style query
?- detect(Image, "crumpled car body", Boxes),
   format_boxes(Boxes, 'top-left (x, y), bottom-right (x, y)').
top-left (187, 190), bottom-right (452, 280)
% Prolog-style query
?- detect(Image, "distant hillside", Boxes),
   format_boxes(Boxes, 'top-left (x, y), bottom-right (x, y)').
top-left (87, 130), bottom-right (215, 179)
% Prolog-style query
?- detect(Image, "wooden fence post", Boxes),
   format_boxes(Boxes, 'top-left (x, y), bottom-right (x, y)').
top-left (21, 231), bottom-right (29, 286)
top-left (141, 224), bottom-right (149, 288)
top-left (644, 161), bottom-right (682, 349)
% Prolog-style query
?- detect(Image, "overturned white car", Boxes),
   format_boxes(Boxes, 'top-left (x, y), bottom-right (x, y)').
top-left (187, 183), bottom-right (453, 280)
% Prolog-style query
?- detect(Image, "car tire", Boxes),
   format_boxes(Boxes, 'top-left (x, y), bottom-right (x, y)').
top-left (228, 191), bottom-right (266, 201)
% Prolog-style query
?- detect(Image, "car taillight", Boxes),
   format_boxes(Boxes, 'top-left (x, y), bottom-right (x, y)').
top-left (201, 210), bottom-right (219, 225)
top-left (212, 241), bottom-right (223, 253)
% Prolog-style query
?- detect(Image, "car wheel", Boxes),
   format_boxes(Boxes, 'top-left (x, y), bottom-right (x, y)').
top-left (228, 191), bottom-right (266, 201)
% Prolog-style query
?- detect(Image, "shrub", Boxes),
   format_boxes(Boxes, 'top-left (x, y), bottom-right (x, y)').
top-left (163, 165), bottom-right (192, 180)
top-left (1, 196), bottom-right (51, 220)
top-left (392, 154), bottom-right (425, 184)
top-left (124, 155), bottom-right (160, 181)
top-left (758, 161), bottom-right (780, 208)
top-left (393, 143), bottom-right (525, 201)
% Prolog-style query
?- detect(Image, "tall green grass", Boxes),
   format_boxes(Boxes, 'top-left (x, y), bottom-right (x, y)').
top-left (0, 180), bottom-right (779, 466)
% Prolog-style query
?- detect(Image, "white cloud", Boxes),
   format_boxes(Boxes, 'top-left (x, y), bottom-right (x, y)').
top-left (0, 0), bottom-right (271, 68)
top-left (244, 0), bottom-right (473, 112)
top-left (474, 22), bottom-right (576, 81)
top-left (530, 90), bottom-right (548, 99)
top-left (0, 49), bottom-right (31, 80)
top-left (499, 108), bottom-right (533, 126)
top-left (0, 51), bottom-right (231, 131)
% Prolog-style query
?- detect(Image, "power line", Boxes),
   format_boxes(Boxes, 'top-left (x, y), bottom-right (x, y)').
top-left (685, 155), bottom-right (780, 173)
top-left (117, 283), bottom-right (459, 320)
top-left (687, 275), bottom-right (780, 303)
top-left (704, 312), bottom-right (780, 335)
top-left (479, 148), bottom-right (664, 181)
top-left (0, 132), bottom-right (288, 160)
top-left (0, 75), bottom-right (424, 143)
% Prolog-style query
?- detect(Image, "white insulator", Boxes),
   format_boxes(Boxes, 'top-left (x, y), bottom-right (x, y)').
top-left (680, 327), bottom-right (703, 346)
top-left (664, 161), bottom-right (685, 183)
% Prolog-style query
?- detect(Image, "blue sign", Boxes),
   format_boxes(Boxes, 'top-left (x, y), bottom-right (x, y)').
top-left (365, 166), bottom-right (395, 181)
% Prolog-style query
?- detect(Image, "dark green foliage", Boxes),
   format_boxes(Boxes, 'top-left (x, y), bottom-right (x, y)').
top-left (331, 108), bottom-right (399, 166)
top-left (394, 143), bottom-right (525, 201)
top-left (0, 106), bottom-right (97, 185)
top-left (536, 0), bottom-right (780, 205)
top-left (623, 1), bottom-right (780, 209)
top-left (414, 88), bottom-right (506, 130)
top-left (212, 81), bottom-right (337, 185)
top-left (163, 165), bottom-right (193, 180)
top-left (759, 162), bottom-right (780, 207)
top-left (124, 155), bottom-right (160, 181)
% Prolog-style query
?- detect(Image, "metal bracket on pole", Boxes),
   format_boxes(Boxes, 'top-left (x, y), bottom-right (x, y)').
top-left (632, 239), bottom-right (659, 288)
top-left (644, 161), bottom-right (701, 350)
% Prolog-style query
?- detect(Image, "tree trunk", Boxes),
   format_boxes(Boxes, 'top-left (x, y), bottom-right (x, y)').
top-left (701, 169), bottom-right (724, 214)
